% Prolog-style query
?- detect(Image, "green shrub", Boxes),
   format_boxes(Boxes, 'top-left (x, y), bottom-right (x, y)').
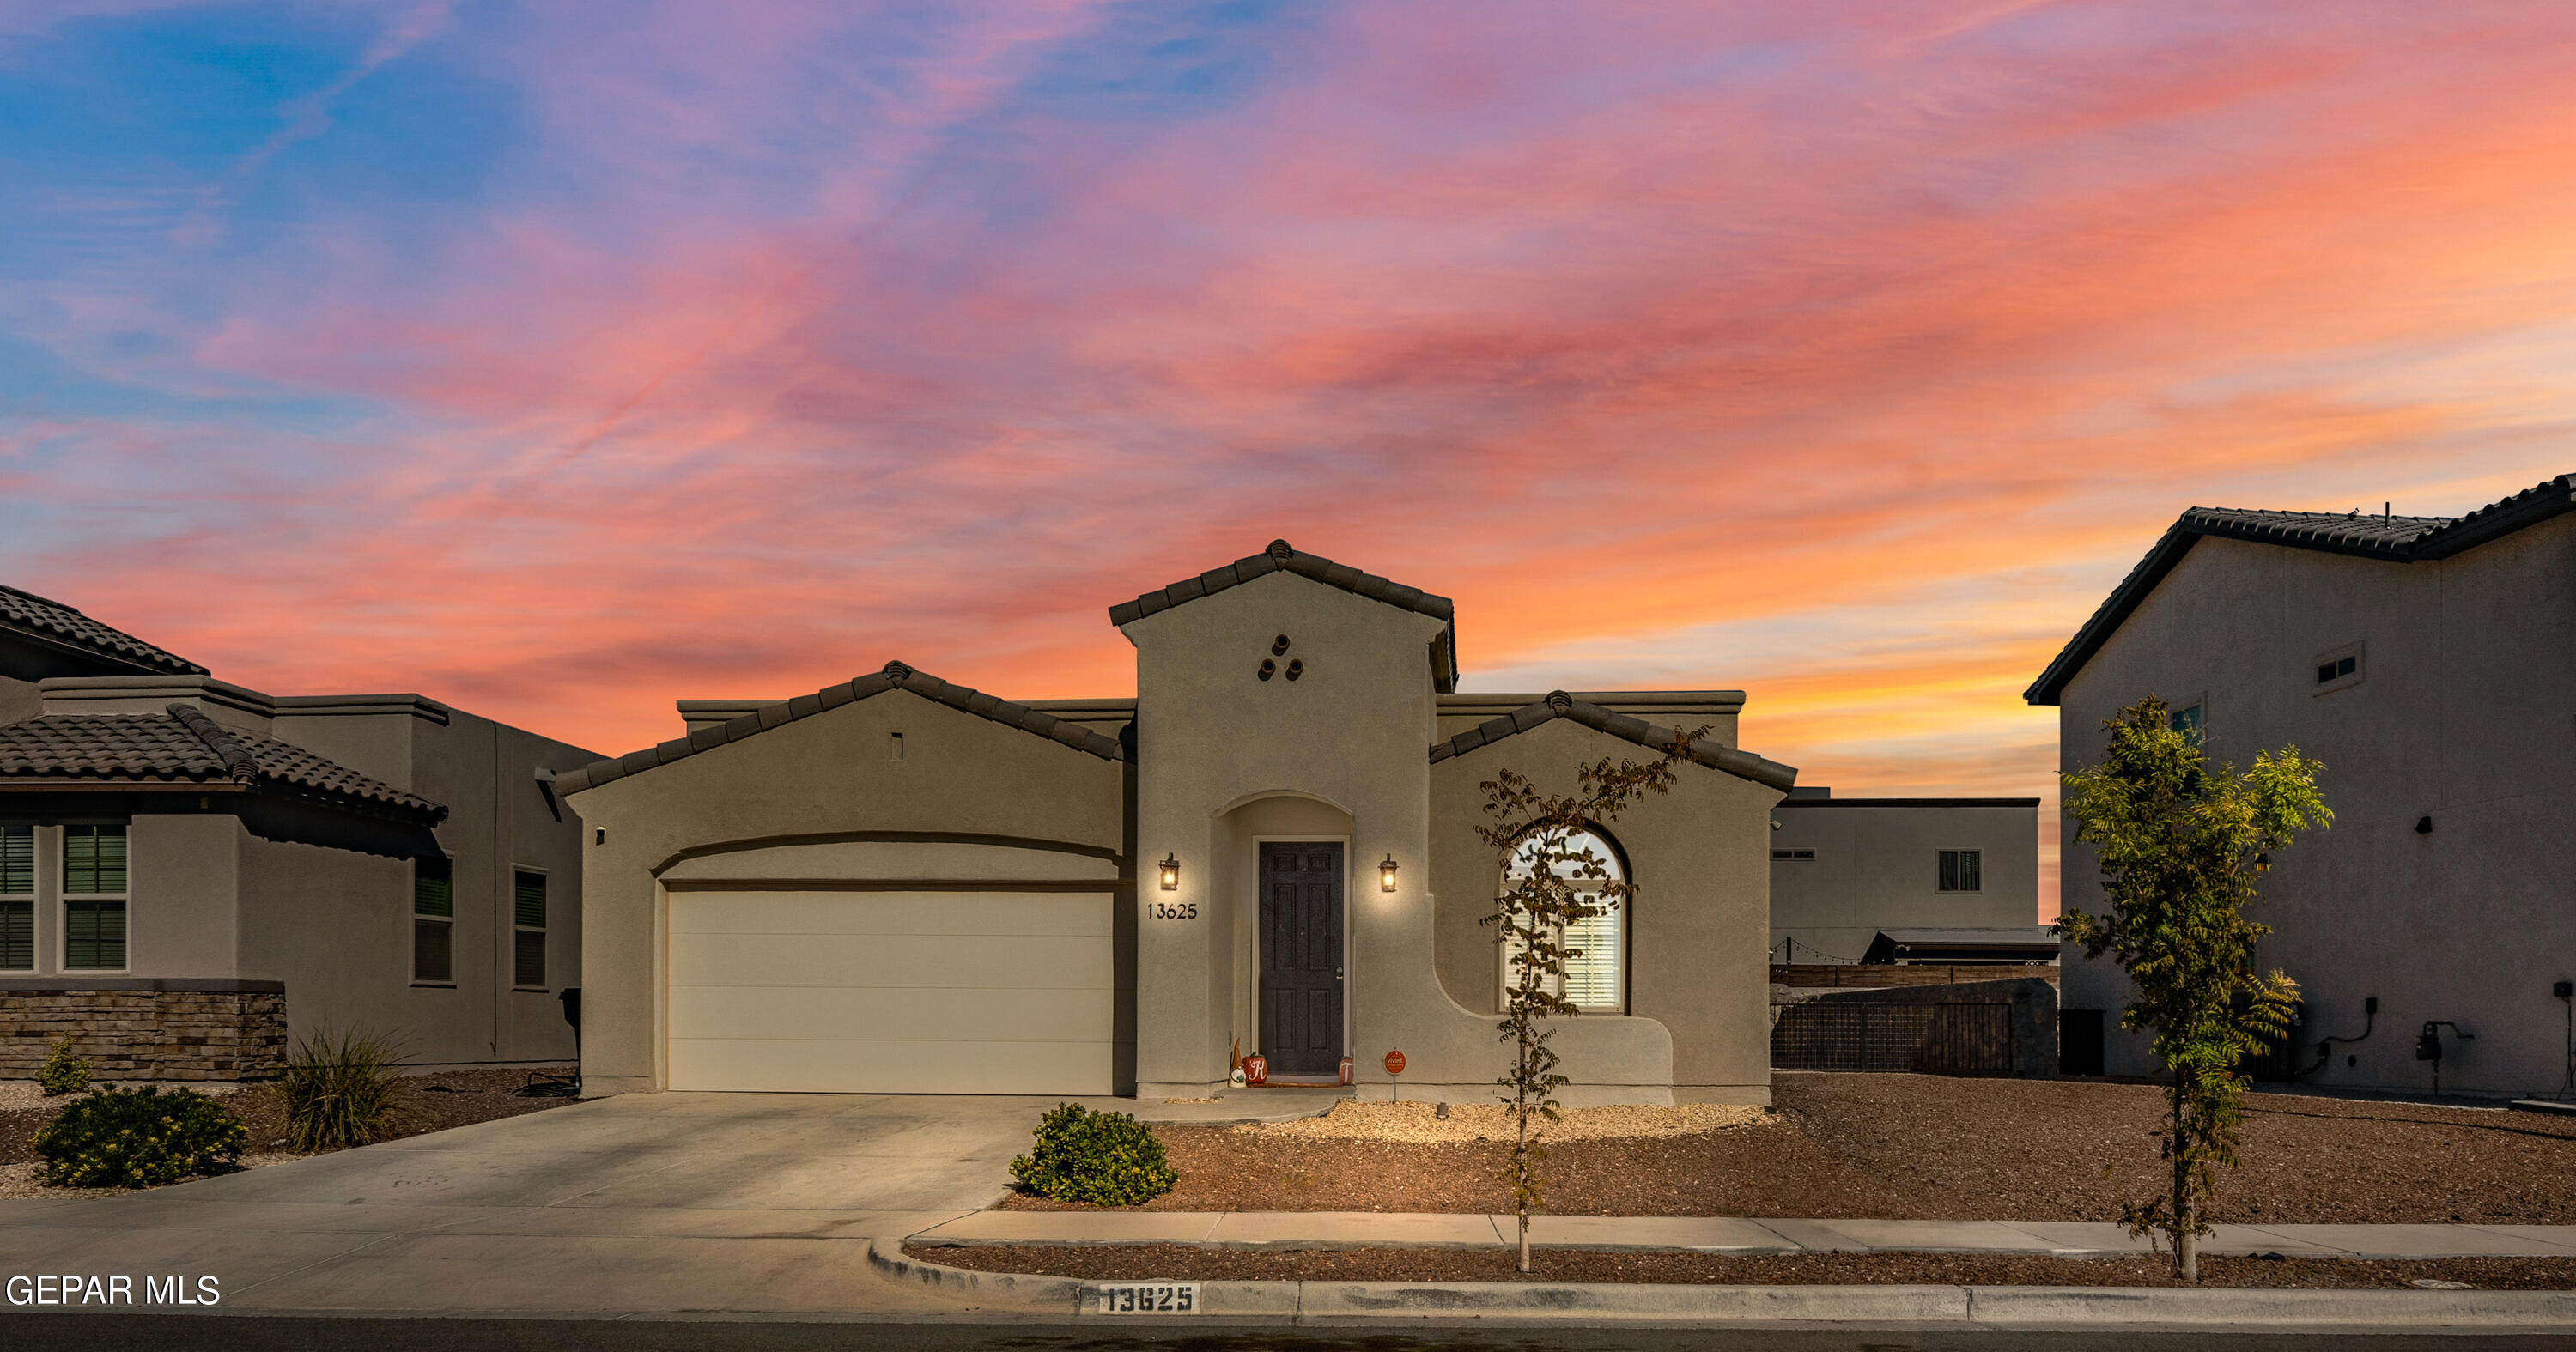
top-left (33, 1087), bottom-right (246, 1188)
top-left (279, 1027), bottom-right (408, 1151)
top-left (1009, 1102), bottom-right (1176, 1206)
top-left (37, 1036), bottom-right (91, 1097)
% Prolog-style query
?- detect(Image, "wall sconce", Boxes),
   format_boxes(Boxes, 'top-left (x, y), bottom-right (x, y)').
top-left (1159, 854), bottom-right (1181, 890)
top-left (1379, 854), bottom-right (1399, 892)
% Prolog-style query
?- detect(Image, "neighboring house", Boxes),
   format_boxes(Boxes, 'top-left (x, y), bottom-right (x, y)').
top-left (562, 541), bottom-right (1799, 1105)
top-left (0, 584), bottom-right (598, 1078)
top-left (2028, 475), bottom-right (2576, 1099)
top-left (1767, 787), bottom-right (2042, 965)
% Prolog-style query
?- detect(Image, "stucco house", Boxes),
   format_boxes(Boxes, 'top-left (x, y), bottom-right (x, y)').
top-left (2029, 475), bottom-right (2576, 1099)
top-left (1767, 786), bottom-right (2042, 965)
top-left (0, 584), bottom-right (597, 1078)
top-left (562, 542), bottom-right (1800, 1105)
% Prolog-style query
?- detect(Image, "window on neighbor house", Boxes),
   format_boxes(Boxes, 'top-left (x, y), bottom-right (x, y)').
top-left (1771, 848), bottom-right (1815, 862)
top-left (62, 825), bottom-right (126, 971)
top-left (1938, 848), bottom-right (1983, 894)
top-left (512, 870), bottom-right (548, 990)
top-left (0, 826), bottom-right (31, 972)
top-left (1500, 827), bottom-right (1626, 1013)
top-left (2315, 651), bottom-right (2361, 689)
top-left (2169, 703), bottom-right (2203, 747)
top-left (413, 856), bottom-right (454, 984)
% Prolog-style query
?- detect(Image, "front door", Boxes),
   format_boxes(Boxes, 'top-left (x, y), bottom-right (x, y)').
top-left (1259, 841), bottom-right (1344, 1076)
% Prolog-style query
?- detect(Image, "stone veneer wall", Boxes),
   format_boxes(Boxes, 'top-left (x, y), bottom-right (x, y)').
top-left (0, 980), bottom-right (288, 1082)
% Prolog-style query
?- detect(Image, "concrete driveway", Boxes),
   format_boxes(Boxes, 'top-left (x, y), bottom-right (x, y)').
top-left (0, 1092), bottom-right (1081, 1317)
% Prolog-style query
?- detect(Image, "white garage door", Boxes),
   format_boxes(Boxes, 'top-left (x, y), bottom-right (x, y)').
top-left (666, 889), bottom-right (1116, 1094)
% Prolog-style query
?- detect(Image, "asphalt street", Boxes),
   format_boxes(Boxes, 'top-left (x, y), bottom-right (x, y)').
top-left (3, 1319), bottom-right (2575, 1352)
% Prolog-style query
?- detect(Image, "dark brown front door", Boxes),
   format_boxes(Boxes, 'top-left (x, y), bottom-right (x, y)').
top-left (1260, 841), bottom-right (1344, 1076)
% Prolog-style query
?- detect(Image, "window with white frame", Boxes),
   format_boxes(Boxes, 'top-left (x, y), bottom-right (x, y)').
top-left (413, 856), bottom-right (454, 984)
top-left (1938, 848), bottom-right (1983, 894)
top-left (0, 826), bottom-right (31, 972)
top-left (1499, 827), bottom-right (1627, 1013)
top-left (512, 869), bottom-right (547, 990)
top-left (62, 824), bottom-right (126, 971)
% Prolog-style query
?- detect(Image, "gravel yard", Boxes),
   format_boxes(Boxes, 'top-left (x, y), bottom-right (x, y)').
top-left (1001, 1073), bottom-right (2576, 1223)
top-left (917, 1242), bottom-right (2576, 1289)
top-left (0, 1067), bottom-right (577, 1199)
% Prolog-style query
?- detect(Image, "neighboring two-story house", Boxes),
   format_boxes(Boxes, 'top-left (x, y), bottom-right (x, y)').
top-left (0, 584), bottom-right (597, 1079)
top-left (2028, 475), bottom-right (2576, 1099)
top-left (1767, 786), bottom-right (2044, 966)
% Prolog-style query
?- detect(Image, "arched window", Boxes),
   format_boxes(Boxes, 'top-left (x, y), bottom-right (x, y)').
top-left (1498, 826), bottom-right (1627, 1014)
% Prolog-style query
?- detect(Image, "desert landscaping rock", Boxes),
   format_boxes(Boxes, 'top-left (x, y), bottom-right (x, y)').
top-left (916, 1241), bottom-right (2576, 1290)
top-left (1005, 1073), bottom-right (2576, 1222)
top-left (1241, 1098), bottom-right (1774, 1144)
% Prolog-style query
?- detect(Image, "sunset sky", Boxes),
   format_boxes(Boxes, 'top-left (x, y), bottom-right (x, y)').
top-left (7, 3), bottom-right (2576, 915)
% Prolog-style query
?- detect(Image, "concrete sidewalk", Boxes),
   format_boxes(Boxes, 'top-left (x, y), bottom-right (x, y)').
top-left (911, 1210), bottom-right (2576, 1261)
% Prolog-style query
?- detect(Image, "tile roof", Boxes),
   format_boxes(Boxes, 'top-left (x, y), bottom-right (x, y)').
top-left (1109, 540), bottom-right (1460, 693)
top-left (2026, 475), bottom-right (2576, 706)
top-left (557, 661), bottom-right (1126, 796)
top-left (1428, 690), bottom-right (1800, 791)
top-left (0, 705), bottom-right (444, 822)
top-left (0, 585), bottom-right (204, 676)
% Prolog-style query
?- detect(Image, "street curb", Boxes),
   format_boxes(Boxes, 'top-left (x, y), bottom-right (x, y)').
top-left (869, 1240), bottom-right (2576, 1329)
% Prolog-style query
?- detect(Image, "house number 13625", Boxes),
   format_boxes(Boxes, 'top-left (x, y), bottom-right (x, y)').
top-left (1151, 901), bottom-right (1198, 920)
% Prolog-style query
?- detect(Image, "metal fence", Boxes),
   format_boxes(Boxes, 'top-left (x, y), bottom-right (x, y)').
top-left (1771, 1001), bottom-right (2017, 1076)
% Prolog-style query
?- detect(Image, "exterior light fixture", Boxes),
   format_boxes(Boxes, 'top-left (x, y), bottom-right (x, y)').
top-left (1159, 854), bottom-right (1181, 890)
top-left (1379, 854), bottom-right (1399, 891)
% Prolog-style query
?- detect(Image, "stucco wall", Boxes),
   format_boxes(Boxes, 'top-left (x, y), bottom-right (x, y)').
top-left (2056, 520), bottom-right (2576, 1098)
top-left (1768, 801), bottom-right (2041, 963)
top-left (1122, 573), bottom-right (1712, 1104)
top-left (1430, 718), bottom-right (1779, 1104)
top-left (565, 688), bottom-right (1129, 1094)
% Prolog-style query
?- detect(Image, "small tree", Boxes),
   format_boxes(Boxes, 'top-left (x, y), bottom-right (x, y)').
top-left (1477, 719), bottom-right (1699, 1273)
top-left (39, 1034), bottom-right (92, 1097)
top-left (2058, 696), bottom-right (2329, 1282)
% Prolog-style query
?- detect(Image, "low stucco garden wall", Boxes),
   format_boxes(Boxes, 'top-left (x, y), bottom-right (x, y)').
top-left (0, 979), bottom-right (288, 1082)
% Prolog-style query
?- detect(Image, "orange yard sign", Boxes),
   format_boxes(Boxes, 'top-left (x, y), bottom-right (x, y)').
top-left (1383, 1050), bottom-right (1406, 1075)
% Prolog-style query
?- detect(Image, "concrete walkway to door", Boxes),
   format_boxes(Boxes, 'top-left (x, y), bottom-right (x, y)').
top-left (0, 1091), bottom-right (1139, 1316)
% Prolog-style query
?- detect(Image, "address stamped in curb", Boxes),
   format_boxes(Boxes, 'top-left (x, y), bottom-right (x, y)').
top-left (1088, 1282), bottom-right (1200, 1314)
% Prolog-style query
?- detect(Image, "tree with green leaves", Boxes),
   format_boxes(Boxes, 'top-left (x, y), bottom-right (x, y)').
top-left (1476, 722), bottom-right (1701, 1273)
top-left (2057, 695), bottom-right (2330, 1282)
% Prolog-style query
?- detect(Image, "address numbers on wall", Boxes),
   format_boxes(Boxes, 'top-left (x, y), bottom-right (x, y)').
top-left (1149, 901), bottom-right (1199, 920)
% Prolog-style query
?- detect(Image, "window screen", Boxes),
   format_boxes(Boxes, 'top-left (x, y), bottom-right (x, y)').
top-left (1, 826), bottom-right (31, 894)
top-left (414, 857), bottom-right (453, 918)
top-left (64, 900), bottom-right (126, 970)
top-left (1939, 849), bottom-right (1983, 893)
top-left (63, 825), bottom-right (126, 894)
top-left (513, 871), bottom-right (547, 928)
top-left (0, 901), bottom-right (30, 971)
top-left (413, 918), bottom-right (453, 984)
top-left (513, 870), bottom-right (547, 989)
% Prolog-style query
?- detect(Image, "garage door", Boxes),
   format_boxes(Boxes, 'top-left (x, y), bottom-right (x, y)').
top-left (667, 889), bottom-right (1116, 1094)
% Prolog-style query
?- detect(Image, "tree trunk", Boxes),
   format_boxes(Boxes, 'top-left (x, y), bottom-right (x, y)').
top-left (1516, 1040), bottom-right (1533, 1274)
top-left (2172, 1064), bottom-right (2196, 1282)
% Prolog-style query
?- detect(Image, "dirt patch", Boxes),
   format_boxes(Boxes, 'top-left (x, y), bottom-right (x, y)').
top-left (0, 1067), bottom-right (577, 1197)
top-left (915, 1242), bottom-right (2576, 1289)
top-left (999, 1073), bottom-right (2576, 1222)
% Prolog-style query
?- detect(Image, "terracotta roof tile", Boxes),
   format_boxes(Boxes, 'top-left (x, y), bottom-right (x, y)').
top-left (1428, 692), bottom-right (1799, 791)
top-left (1109, 540), bottom-right (1460, 692)
top-left (556, 661), bottom-right (1125, 796)
top-left (2028, 475), bottom-right (2576, 704)
top-left (0, 706), bottom-right (443, 822)
top-left (0, 585), bottom-right (204, 676)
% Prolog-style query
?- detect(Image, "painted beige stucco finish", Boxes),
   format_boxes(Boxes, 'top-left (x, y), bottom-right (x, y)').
top-left (568, 688), bottom-right (1129, 1094)
top-left (2055, 519), bottom-right (2576, 1098)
